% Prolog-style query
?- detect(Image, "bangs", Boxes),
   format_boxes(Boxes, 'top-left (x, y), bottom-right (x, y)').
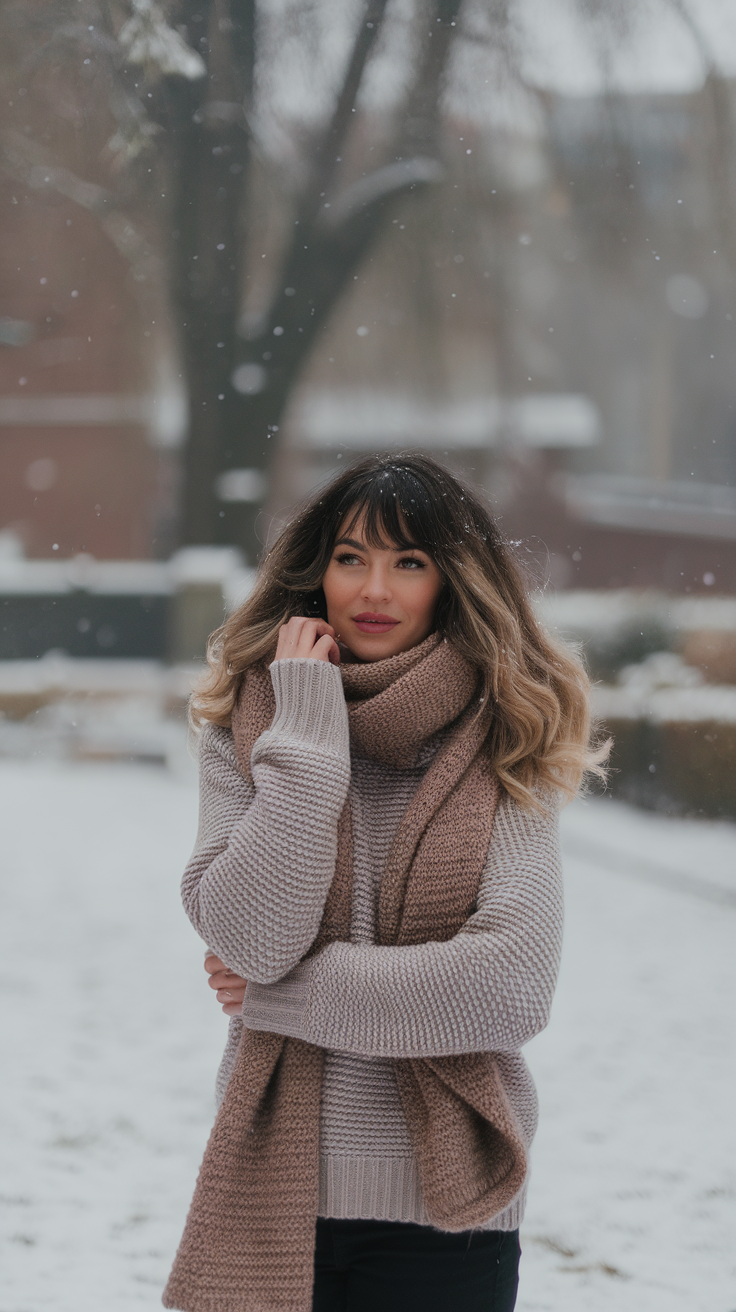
top-left (335, 464), bottom-right (441, 555)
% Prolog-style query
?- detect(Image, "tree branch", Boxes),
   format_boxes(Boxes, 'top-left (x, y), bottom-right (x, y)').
top-left (229, 0), bottom-right (465, 413)
top-left (398, 0), bottom-right (465, 157)
top-left (322, 157), bottom-right (444, 229)
top-left (226, 0), bottom-right (257, 110)
top-left (298, 0), bottom-right (392, 225)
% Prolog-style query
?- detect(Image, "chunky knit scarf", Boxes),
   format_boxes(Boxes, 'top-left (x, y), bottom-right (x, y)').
top-left (163, 634), bottom-right (527, 1312)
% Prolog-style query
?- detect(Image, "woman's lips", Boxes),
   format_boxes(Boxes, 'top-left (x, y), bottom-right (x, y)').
top-left (352, 613), bottom-right (400, 634)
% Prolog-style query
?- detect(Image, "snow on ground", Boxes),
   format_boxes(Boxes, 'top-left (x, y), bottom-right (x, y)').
top-left (1, 759), bottom-right (734, 1312)
top-left (521, 799), bottom-right (736, 1311)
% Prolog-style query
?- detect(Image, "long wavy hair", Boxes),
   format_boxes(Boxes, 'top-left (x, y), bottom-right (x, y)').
top-left (191, 453), bottom-right (606, 809)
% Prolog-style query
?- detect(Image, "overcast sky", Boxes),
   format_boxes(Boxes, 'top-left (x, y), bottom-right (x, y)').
top-left (256, 0), bottom-right (736, 152)
top-left (519, 0), bottom-right (736, 95)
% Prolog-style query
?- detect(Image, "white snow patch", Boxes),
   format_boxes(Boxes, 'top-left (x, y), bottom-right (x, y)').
top-left (520, 797), bottom-right (736, 1311)
top-left (592, 681), bottom-right (736, 724)
top-left (1, 767), bottom-right (734, 1311)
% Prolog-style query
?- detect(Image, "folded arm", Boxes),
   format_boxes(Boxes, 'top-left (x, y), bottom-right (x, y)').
top-left (182, 659), bottom-right (351, 984)
top-left (242, 791), bottom-right (563, 1055)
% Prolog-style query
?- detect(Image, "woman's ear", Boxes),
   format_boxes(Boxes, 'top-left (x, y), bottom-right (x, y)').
top-left (305, 588), bottom-right (328, 621)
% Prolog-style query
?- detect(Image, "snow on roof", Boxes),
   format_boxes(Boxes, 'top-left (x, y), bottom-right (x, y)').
top-left (0, 546), bottom-right (249, 597)
top-left (593, 682), bottom-right (736, 725)
top-left (296, 389), bottom-right (600, 450)
top-left (0, 556), bottom-right (172, 596)
top-left (0, 657), bottom-right (200, 698)
top-left (535, 589), bottom-right (736, 636)
top-left (559, 475), bottom-right (736, 541)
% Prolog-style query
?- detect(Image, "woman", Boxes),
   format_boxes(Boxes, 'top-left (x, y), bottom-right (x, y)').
top-left (163, 454), bottom-right (603, 1312)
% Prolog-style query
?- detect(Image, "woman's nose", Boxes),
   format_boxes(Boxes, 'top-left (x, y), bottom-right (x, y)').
top-left (362, 566), bottom-right (391, 600)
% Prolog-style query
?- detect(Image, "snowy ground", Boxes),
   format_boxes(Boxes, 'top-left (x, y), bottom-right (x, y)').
top-left (1, 757), bottom-right (734, 1312)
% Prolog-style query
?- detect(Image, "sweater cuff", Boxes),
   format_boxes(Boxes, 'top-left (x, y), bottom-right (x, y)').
top-left (241, 959), bottom-right (314, 1041)
top-left (267, 658), bottom-right (349, 757)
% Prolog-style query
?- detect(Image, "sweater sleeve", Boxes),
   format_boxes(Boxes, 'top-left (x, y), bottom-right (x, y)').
top-left (241, 789), bottom-right (563, 1055)
top-left (181, 658), bottom-right (350, 984)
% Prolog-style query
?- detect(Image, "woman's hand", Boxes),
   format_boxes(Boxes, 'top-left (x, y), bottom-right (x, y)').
top-left (205, 953), bottom-right (248, 1017)
top-left (274, 616), bottom-right (340, 665)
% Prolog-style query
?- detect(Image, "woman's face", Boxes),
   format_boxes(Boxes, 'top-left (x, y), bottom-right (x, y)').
top-left (321, 512), bottom-right (444, 662)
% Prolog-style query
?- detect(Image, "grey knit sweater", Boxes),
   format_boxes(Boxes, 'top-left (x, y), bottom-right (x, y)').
top-left (183, 658), bottom-right (563, 1230)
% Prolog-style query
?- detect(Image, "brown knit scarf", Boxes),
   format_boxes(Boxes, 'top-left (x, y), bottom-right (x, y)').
top-left (164, 634), bottom-right (528, 1312)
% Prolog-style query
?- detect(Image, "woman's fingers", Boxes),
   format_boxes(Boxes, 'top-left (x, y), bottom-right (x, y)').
top-left (275, 616), bottom-right (310, 659)
top-left (218, 981), bottom-right (247, 1017)
top-left (208, 968), bottom-right (247, 991)
top-left (204, 952), bottom-right (247, 1015)
top-left (221, 999), bottom-right (244, 1017)
top-left (294, 620), bottom-right (337, 661)
top-left (274, 616), bottom-right (336, 662)
top-left (216, 985), bottom-right (247, 1003)
top-left (312, 632), bottom-right (341, 665)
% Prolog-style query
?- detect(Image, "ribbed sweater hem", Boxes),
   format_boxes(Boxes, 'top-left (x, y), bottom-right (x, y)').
top-left (266, 658), bottom-right (349, 756)
top-left (317, 1154), bottom-right (528, 1232)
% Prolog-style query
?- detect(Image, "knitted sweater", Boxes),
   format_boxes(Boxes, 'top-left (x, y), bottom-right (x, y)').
top-left (182, 658), bottom-right (563, 1230)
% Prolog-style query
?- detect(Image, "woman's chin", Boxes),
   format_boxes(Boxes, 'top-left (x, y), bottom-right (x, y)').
top-left (340, 632), bottom-right (414, 663)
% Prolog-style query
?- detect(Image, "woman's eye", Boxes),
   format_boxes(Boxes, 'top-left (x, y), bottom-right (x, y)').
top-left (335, 552), bottom-right (361, 565)
top-left (397, 557), bottom-right (425, 569)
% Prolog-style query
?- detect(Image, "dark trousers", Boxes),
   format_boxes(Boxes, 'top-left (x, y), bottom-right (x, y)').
top-left (312, 1217), bottom-right (520, 1312)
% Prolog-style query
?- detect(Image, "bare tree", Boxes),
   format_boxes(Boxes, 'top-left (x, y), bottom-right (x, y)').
top-left (1, 0), bottom-right (467, 559)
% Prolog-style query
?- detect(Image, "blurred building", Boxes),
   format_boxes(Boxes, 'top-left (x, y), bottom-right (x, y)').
top-left (270, 81), bottom-right (736, 593)
top-left (0, 181), bottom-right (180, 560)
top-left (2, 78), bottom-right (736, 592)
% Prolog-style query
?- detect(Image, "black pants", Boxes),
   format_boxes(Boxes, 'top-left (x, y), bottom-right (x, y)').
top-left (312, 1217), bottom-right (520, 1312)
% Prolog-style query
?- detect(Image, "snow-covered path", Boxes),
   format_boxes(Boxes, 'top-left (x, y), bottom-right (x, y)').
top-left (1, 759), bottom-right (734, 1312)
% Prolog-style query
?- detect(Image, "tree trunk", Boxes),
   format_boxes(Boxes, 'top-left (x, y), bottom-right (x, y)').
top-left (161, 0), bottom-right (255, 546)
top-left (219, 0), bottom-right (465, 561)
top-left (163, 0), bottom-right (463, 559)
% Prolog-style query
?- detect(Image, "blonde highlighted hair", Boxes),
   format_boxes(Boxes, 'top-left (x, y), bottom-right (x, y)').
top-left (191, 453), bottom-right (607, 810)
